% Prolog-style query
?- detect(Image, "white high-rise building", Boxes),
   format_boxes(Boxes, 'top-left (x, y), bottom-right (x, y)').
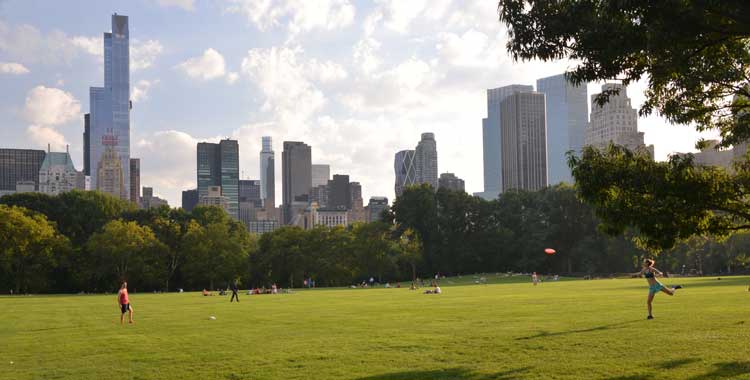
top-left (585, 83), bottom-right (654, 157)
top-left (260, 136), bottom-right (275, 208)
top-left (415, 133), bottom-right (438, 189)
top-left (536, 74), bottom-right (588, 185)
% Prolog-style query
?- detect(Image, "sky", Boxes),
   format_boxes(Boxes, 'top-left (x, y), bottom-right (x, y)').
top-left (0, 0), bottom-right (717, 207)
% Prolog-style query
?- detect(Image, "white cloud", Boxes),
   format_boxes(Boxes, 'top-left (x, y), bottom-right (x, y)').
top-left (154, 0), bottom-right (195, 11)
top-left (69, 35), bottom-right (102, 56)
top-left (225, 71), bottom-right (239, 84)
top-left (23, 86), bottom-right (81, 127)
top-left (0, 21), bottom-right (78, 64)
top-left (176, 48), bottom-right (227, 80)
top-left (131, 40), bottom-right (163, 71)
top-left (353, 38), bottom-right (381, 74)
top-left (132, 79), bottom-right (159, 103)
top-left (240, 46), bottom-right (326, 126)
top-left (376, 0), bottom-right (428, 33)
top-left (26, 126), bottom-right (68, 151)
top-left (0, 61), bottom-right (29, 74)
top-left (436, 29), bottom-right (504, 67)
top-left (225, 0), bottom-right (355, 36)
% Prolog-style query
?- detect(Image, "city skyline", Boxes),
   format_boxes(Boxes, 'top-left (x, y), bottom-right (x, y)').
top-left (0, 1), bottom-right (719, 207)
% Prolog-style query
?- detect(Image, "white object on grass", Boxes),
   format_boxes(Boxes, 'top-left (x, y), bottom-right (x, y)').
top-left (209, 316), bottom-right (216, 320)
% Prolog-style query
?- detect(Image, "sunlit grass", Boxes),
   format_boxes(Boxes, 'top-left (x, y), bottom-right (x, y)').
top-left (2, 275), bottom-right (749, 379)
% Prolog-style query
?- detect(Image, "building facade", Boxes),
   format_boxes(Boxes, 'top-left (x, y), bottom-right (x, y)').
top-left (316, 208), bottom-right (348, 228)
top-left (281, 141), bottom-right (312, 224)
top-left (239, 179), bottom-right (262, 207)
top-left (394, 150), bottom-right (416, 197)
top-left (129, 158), bottom-right (140, 205)
top-left (182, 189), bottom-right (198, 212)
top-left (196, 139), bottom-right (239, 219)
top-left (259, 136), bottom-right (275, 210)
top-left (482, 84), bottom-right (534, 198)
top-left (89, 14), bottom-right (131, 200)
top-left (83, 113), bottom-right (90, 176)
top-left (501, 91), bottom-right (548, 191)
top-left (585, 83), bottom-right (654, 157)
top-left (311, 164), bottom-right (330, 187)
top-left (536, 74), bottom-right (588, 185)
top-left (415, 133), bottom-right (438, 189)
top-left (438, 173), bottom-right (465, 192)
top-left (327, 174), bottom-right (351, 210)
top-left (0, 148), bottom-right (46, 191)
top-left (97, 133), bottom-right (126, 198)
top-left (39, 149), bottom-right (85, 196)
top-left (366, 196), bottom-right (389, 222)
top-left (141, 186), bottom-right (169, 209)
top-left (198, 185), bottom-right (228, 211)
top-left (349, 181), bottom-right (366, 223)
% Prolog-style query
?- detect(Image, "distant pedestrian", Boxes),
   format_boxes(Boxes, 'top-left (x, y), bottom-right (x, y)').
top-left (532, 272), bottom-right (539, 286)
top-left (230, 282), bottom-right (240, 303)
top-left (117, 281), bottom-right (134, 324)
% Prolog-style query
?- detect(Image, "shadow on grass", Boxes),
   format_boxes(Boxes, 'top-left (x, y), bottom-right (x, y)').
top-left (357, 366), bottom-right (532, 380)
top-left (656, 358), bottom-right (700, 369)
top-left (689, 362), bottom-right (750, 380)
top-left (515, 320), bottom-right (640, 340)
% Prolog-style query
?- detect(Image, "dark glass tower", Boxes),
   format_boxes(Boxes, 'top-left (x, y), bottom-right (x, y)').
top-left (281, 141), bottom-right (311, 224)
top-left (196, 139), bottom-right (239, 219)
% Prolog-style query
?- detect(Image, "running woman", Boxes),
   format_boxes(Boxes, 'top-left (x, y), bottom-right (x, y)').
top-left (639, 259), bottom-right (682, 320)
top-left (117, 281), bottom-right (134, 324)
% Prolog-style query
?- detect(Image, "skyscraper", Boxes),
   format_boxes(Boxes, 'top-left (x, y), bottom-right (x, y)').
top-left (311, 164), bottom-right (330, 187)
top-left (259, 136), bottom-right (275, 209)
top-left (585, 83), bottom-right (654, 157)
top-left (415, 133), bottom-right (438, 189)
top-left (196, 139), bottom-right (239, 219)
top-left (327, 174), bottom-right (351, 210)
top-left (0, 149), bottom-right (46, 192)
top-left (281, 141), bottom-right (312, 224)
top-left (394, 150), bottom-right (416, 197)
top-left (438, 173), bottom-right (465, 192)
top-left (366, 196), bottom-right (389, 222)
top-left (89, 14), bottom-right (131, 200)
top-left (97, 132), bottom-right (126, 198)
top-left (481, 85), bottom-right (534, 199)
top-left (239, 179), bottom-right (262, 208)
top-left (129, 158), bottom-right (140, 205)
top-left (537, 74), bottom-right (588, 184)
top-left (501, 91), bottom-right (548, 191)
top-left (182, 189), bottom-right (198, 212)
top-left (83, 113), bottom-right (90, 176)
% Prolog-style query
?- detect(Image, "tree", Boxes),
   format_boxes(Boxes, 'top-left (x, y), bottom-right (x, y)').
top-left (395, 229), bottom-right (422, 283)
top-left (182, 221), bottom-right (254, 289)
top-left (86, 220), bottom-right (165, 288)
top-left (0, 205), bottom-right (69, 293)
top-left (498, 1), bottom-right (750, 248)
top-left (391, 184), bottom-right (439, 272)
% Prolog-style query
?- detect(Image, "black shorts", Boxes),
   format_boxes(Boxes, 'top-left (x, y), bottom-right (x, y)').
top-left (120, 303), bottom-right (130, 313)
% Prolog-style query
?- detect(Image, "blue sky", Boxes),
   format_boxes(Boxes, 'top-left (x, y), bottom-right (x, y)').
top-left (0, 0), bottom-right (715, 206)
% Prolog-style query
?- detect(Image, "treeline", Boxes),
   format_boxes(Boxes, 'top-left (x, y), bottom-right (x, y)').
top-left (2, 186), bottom-right (748, 293)
top-left (0, 191), bottom-right (420, 293)
top-left (389, 184), bottom-right (750, 276)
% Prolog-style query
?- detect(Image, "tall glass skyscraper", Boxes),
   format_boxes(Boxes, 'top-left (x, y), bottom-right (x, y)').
top-left (196, 139), bottom-right (240, 219)
top-left (260, 136), bottom-right (275, 209)
top-left (536, 74), bottom-right (588, 185)
top-left (500, 91), bottom-right (548, 191)
top-left (394, 149), bottom-right (416, 197)
top-left (481, 85), bottom-right (533, 198)
top-left (89, 14), bottom-right (131, 200)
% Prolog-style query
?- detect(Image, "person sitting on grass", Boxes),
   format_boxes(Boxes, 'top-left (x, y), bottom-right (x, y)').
top-left (423, 285), bottom-right (441, 294)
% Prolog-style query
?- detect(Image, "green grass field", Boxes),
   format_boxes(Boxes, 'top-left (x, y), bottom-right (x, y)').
top-left (2, 276), bottom-right (750, 380)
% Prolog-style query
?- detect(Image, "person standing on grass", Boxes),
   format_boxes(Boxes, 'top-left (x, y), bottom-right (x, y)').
top-left (639, 259), bottom-right (682, 320)
top-left (230, 281), bottom-right (240, 303)
top-left (532, 272), bottom-right (539, 286)
top-left (117, 281), bottom-right (134, 324)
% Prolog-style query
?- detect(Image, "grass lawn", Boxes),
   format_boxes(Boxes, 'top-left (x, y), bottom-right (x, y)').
top-left (2, 275), bottom-right (750, 380)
